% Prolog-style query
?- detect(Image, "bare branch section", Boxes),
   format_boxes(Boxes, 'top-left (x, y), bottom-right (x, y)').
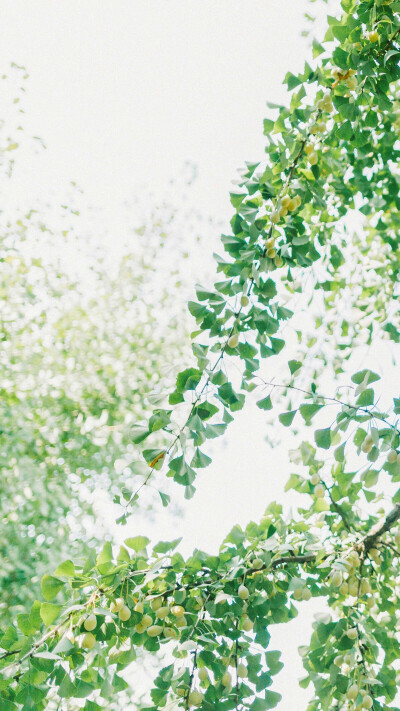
top-left (360, 504), bottom-right (400, 553)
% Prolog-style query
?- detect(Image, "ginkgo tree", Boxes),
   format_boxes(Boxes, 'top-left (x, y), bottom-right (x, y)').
top-left (2, 0), bottom-right (400, 709)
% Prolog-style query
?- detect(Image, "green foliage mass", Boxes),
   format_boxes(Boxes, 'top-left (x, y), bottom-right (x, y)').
top-left (2, 1), bottom-right (400, 710)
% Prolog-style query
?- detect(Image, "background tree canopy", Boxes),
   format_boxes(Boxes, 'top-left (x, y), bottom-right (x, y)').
top-left (1, 1), bottom-right (400, 710)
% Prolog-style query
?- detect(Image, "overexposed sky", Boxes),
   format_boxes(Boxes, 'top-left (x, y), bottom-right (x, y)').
top-left (1, 2), bottom-right (366, 709)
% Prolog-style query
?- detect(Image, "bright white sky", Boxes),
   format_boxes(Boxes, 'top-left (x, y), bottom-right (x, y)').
top-left (6, 1), bottom-right (394, 709)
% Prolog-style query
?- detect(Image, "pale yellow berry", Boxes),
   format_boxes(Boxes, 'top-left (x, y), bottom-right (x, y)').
top-left (334, 654), bottom-right (343, 666)
top-left (141, 614), bottom-right (153, 628)
top-left (222, 671), bottom-right (231, 687)
top-left (177, 687), bottom-right (186, 697)
top-left (175, 615), bottom-right (187, 628)
top-left (81, 632), bottom-right (96, 649)
top-left (237, 663), bottom-right (247, 679)
top-left (110, 598), bottom-right (125, 613)
top-left (155, 606), bottom-right (170, 619)
top-left (240, 294), bottom-right (250, 307)
top-left (238, 584), bottom-right (249, 600)
top-left (293, 588), bottom-right (303, 601)
top-left (228, 334), bottom-right (239, 349)
top-left (347, 683), bottom-right (358, 701)
top-left (387, 449), bottom-right (397, 463)
top-left (361, 440), bottom-right (372, 453)
top-left (134, 622), bottom-right (146, 634)
top-left (281, 195), bottom-right (291, 209)
top-left (274, 255), bottom-right (284, 268)
top-left (339, 582), bottom-right (349, 596)
top-left (134, 601), bottom-right (144, 613)
top-left (147, 624), bottom-right (163, 637)
top-left (267, 248), bottom-right (276, 259)
top-left (271, 211), bottom-right (280, 224)
top-left (287, 198), bottom-right (297, 211)
top-left (164, 626), bottom-right (178, 638)
top-left (252, 558), bottom-right (264, 570)
top-left (198, 667), bottom-right (209, 682)
top-left (118, 605), bottom-right (131, 622)
top-left (293, 195), bottom-right (301, 208)
top-left (171, 605), bottom-right (185, 617)
top-left (360, 578), bottom-right (371, 596)
top-left (314, 483), bottom-right (325, 498)
top-left (310, 473), bottom-right (320, 486)
top-left (348, 582), bottom-right (358, 597)
top-left (331, 570), bottom-right (343, 587)
top-left (150, 597), bottom-right (163, 611)
top-left (362, 694), bottom-right (373, 709)
top-left (305, 144), bottom-right (314, 156)
top-left (302, 588), bottom-right (312, 601)
top-left (346, 76), bottom-right (358, 91)
top-left (84, 614), bottom-right (97, 632)
top-left (308, 152), bottom-right (318, 166)
top-left (347, 627), bottom-right (357, 640)
top-left (278, 206), bottom-right (288, 218)
top-left (188, 690), bottom-right (203, 707)
top-left (242, 616), bottom-right (253, 631)
top-left (367, 29), bottom-right (379, 42)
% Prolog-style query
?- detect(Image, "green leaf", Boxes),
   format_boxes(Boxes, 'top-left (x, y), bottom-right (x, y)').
top-left (176, 368), bottom-right (202, 393)
top-left (153, 538), bottom-right (182, 554)
top-left (299, 403), bottom-right (322, 424)
top-left (356, 388), bottom-right (374, 407)
top-left (41, 575), bottom-right (65, 602)
top-left (336, 121), bottom-right (353, 140)
top-left (40, 602), bottom-right (63, 626)
top-left (314, 428), bottom-right (331, 449)
top-left (256, 395), bottom-right (272, 411)
top-left (279, 410), bottom-right (297, 427)
top-left (351, 370), bottom-right (380, 385)
top-left (289, 359), bottom-right (302, 375)
top-left (124, 536), bottom-right (150, 552)
top-left (54, 560), bottom-right (75, 578)
top-left (190, 448), bottom-right (212, 468)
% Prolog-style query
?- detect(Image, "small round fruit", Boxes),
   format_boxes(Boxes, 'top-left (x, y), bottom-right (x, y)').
top-left (387, 449), bottom-right (397, 463)
top-left (188, 690), bottom-right (203, 707)
top-left (171, 605), bottom-right (185, 618)
top-left (293, 195), bottom-right (301, 208)
top-left (334, 654), bottom-right (343, 666)
top-left (310, 473), bottom-right (320, 486)
top-left (347, 683), bottom-right (358, 701)
top-left (240, 294), bottom-right (250, 307)
top-left (252, 558), bottom-right (263, 570)
top-left (287, 198), bottom-right (297, 211)
top-left (177, 687), bottom-right (186, 697)
top-left (360, 579), bottom-right (371, 596)
top-left (155, 606), bottom-right (170, 619)
top-left (314, 483), bottom-right (325, 498)
top-left (119, 605), bottom-right (131, 622)
top-left (278, 206), bottom-right (288, 218)
top-left (237, 663), bottom-right (247, 679)
top-left (271, 211), bottom-right (280, 224)
top-left (242, 616), bottom-right (253, 631)
top-left (348, 583), bottom-right (358, 597)
top-left (305, 144), bottom-right (314, 156)
top-left (110, 598), bottom-right (125, 613)
top-left (81, 632), bottom-right (96, 649)
top-left (302, 588), bottom-right (312, 601)
top-left (163, 626), bottom-right (178, 638)
top-left (362, 695), bottom-right (373, 709)
top-left (222, 671), bottom-right (231, 687)
top-left (347, 627), bottom-right (357, 640)
top-left (134, 622), bottom-right (146, 634)
top-left (175, 615), bottom-right (187, 628)
top-left (339, 582), bottom-right (349, 596)
top-left (147, 625), bottom-right (163, 637)
top-left (238, 584), bottom-right (249, 600)
top-left (361, 439), bottom-right (372, 453)
top-left (281, 195), bottom-right (291, 209)
top-left (331, 570), bottom-right (343, 587)
top-left (308, 152), bottom-right (318, 166)
top-left (141, 614), bottom-right (153, 628)
top-left (367, 29), bottom-right (379, 42)
top-left (274, 255), bottom-right (284, 267)
top-left (150, 597), bottom-right (163, 611)
top-left (346, 76), bottom-right (358, 91)
top-left (198, 667), bottom-right (208, 682)
top-left (84, 614), bottom-right (97, 632)
top-left (228, 334), bottom-right (239, 349)
top-left (134, 601), bottom-right (144, 614)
